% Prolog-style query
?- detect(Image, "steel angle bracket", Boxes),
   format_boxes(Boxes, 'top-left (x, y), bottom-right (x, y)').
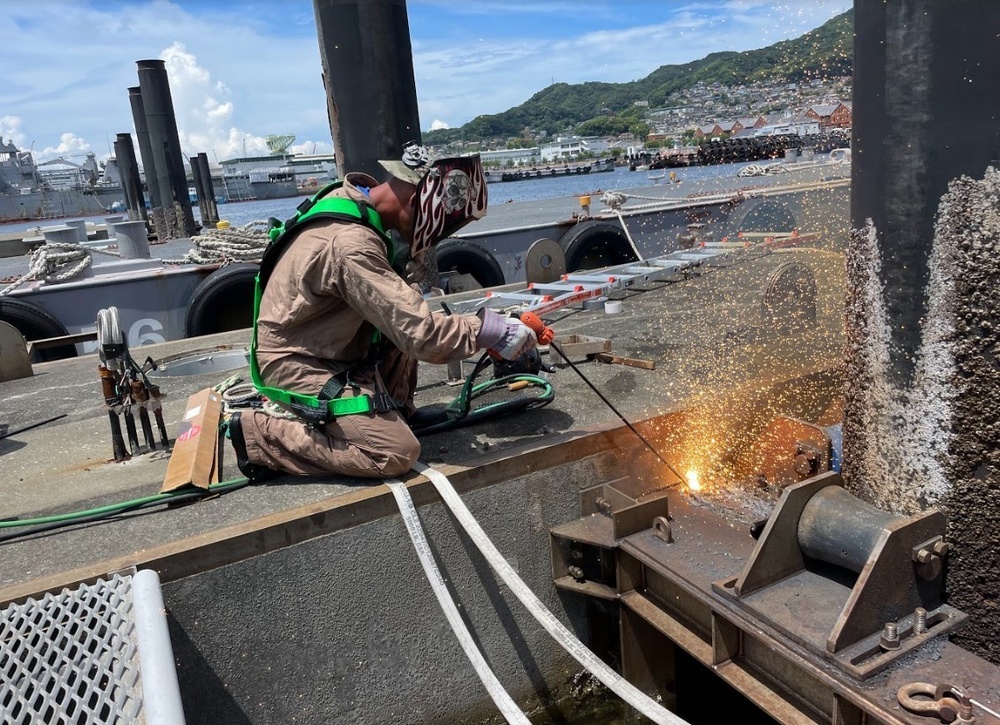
top-left (550, 476), bottom-right (669, 601)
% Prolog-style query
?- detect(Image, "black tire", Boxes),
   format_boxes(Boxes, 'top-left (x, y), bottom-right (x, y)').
top-left (0, 297), bottom-right (76, 361)
top-left (433, 239), bottom-right (505, 289)
top-left (185, 263), bottom-right (259, 338)
top-left (736, 200), bottom-right (797, 235)
top-left (560, 221), bottom-right (639, 272)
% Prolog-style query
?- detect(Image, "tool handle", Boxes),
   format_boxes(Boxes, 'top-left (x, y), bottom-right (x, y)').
top-left (519, 312), bottom-right (555, 345)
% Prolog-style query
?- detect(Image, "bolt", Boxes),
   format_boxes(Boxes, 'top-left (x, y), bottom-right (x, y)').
top-left (567, 565), bottom-right (585, 582)
top-left (914, 607), bottom-right (928, 635)
top-left (932, 540), bottom-right (951, 557)
top-left (880, 621), bottom-right (900, 651)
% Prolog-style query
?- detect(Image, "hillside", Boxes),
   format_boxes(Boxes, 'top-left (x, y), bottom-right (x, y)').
top-left (426, 8), bottom-right (852, 144)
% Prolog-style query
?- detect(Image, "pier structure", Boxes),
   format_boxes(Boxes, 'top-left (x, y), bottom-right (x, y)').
top-left (313, 0), bottom-right (421, 178)
top-left (845, 0), bottom-right (1000, 661)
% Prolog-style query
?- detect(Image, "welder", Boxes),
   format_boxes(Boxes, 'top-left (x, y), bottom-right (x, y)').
top-left (227, 143), bottom-right (537, 481)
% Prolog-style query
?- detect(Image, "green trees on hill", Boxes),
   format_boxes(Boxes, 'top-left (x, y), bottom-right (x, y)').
top-left (424, 8), bottom-right (852, 146)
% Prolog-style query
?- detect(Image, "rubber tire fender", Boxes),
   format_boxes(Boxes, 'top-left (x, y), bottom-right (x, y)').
top-left (185, 263), bottom-right (260, 338)
top-left (433, 239), bottom-right (505, 289)
top-left (0, 297), bottom-right (76, 361)
top-left (560, 221), bottom-right (638, 272)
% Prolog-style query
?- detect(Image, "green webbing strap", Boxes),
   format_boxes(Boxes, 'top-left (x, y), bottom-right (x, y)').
top-left (249, 276), bottom-right (373, 421)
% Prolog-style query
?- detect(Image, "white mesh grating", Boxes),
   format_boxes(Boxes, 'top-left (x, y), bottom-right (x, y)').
top-left (1, 574), bottom-right (144, 724)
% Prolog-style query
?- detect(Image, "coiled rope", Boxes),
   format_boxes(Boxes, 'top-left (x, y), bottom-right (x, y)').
top-left (737, 162), bottom-right (788, 178)
top-left (0, 242), bottom-right (121, 297)
top-left (163, 220), bottom-right (270, 264)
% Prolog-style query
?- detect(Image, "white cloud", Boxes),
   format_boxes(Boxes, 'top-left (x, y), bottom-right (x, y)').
top-left (430, 119), bottom-right (450, 130)
top-left (39, 132), bottom-right (91, 160)
top-left (160, 42), bottom-right (268, 160)
top-left (0, 115), bottom-right (28, 147)
top-left (288, 140), bottom-right (334, 156)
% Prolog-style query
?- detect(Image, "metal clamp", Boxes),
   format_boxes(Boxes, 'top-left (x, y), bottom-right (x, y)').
top-left (897, 682), bottom-right (975, 723)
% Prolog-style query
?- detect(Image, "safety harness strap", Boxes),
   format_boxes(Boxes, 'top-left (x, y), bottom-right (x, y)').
top-left (250, 183), bottom-right (396, 423)
top-left (250, 276), bottom-right (384, 423)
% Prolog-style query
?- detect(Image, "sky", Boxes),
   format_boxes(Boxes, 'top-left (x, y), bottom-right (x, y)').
top-left (0, 0), bottom-right (849, 164)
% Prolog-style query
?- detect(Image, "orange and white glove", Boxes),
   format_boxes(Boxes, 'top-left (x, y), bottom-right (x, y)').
top-left (476, 309), bottom-right (538, 360)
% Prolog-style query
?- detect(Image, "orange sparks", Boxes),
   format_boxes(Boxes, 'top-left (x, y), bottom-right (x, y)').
top-left (686, 468), bottom-right (702, 491)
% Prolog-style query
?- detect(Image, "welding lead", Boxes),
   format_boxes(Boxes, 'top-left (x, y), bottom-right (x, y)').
top-left (108, 410), bottom-right (129, 462)
top-left (132, 379), bottom-right (156, 451)
top-left (148, 383), bottom-right (171, 448)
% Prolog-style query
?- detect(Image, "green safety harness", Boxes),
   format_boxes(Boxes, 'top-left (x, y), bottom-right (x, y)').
top-left (250, 182), bottom-right (396, 425)
top-left (248, 181), bottom-right (556, 432)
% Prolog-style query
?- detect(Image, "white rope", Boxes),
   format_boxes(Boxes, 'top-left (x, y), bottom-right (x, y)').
top-left (737, 162), bottom-right (788, 178)
top-left (613, 209), bottom-right (645, 264)
top-left (164, 220), bottom-right (270, 264)
top-left (0, 242), bottom-right (120, 297)
top-left (413, 462), bottom-right (687, 725)
top-left (386, 480), bottom-right (531, 725)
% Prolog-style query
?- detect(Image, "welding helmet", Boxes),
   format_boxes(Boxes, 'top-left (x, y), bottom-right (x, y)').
top-left (409, 152), bottom-right (488, 262)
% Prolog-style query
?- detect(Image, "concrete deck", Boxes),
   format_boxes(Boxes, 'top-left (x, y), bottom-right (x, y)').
top-left (0, 238), bottom-right (849, 723)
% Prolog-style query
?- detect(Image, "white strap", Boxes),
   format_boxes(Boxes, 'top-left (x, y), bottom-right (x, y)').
top-left (413, 461), bottom-right (687, 725)
top-left (385, 480), bottom-right (531, 725)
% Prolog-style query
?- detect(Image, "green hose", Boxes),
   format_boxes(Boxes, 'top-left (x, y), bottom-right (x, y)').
top-left (0, 477), bottom-right (249, 530)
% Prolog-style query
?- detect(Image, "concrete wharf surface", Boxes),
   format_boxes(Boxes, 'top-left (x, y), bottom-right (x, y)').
top-left (0, 242), bottom-right (845, 588)
top-left (0, 225), bottom-right (855, 724)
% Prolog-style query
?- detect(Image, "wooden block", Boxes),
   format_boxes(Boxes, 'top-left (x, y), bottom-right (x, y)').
top-left (593, 352), bottom-right (656, 371)
top-left (558, 334), bottom-right (612, 357)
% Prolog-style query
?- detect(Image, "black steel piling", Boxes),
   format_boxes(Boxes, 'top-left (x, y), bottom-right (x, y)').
top-left (312, 0), bottom-right (421, 178)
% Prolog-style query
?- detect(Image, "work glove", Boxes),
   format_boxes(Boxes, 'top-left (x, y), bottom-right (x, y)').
top-left (476, 309), bottom-right (538, 360)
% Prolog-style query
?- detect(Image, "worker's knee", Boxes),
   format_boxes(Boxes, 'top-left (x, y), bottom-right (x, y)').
top-left (378, 439), bottom-right (421, 478)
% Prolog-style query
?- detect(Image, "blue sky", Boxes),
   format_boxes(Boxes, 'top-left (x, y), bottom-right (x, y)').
top-left (0, 1), bottom-right (848, 162)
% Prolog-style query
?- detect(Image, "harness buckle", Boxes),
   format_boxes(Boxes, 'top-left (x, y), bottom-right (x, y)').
top-left (372, 392), bottom-right (395, 414)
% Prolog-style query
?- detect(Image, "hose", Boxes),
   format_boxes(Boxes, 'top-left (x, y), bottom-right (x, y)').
top-left (413, 353), bottom-right (555, 436)
top-left (413, 462), bottom-right (687, 725)
top-left (0, 478), bottom-right (250, 543)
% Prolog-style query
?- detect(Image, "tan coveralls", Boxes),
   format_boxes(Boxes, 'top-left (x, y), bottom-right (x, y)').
top-left (241, 174), bottom-right (483, 478)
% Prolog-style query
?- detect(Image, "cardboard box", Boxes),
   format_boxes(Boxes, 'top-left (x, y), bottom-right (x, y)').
top-left (161, 388), bottom-right (223, 492)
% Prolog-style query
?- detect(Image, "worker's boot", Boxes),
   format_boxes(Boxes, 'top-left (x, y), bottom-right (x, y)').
top-left (226, 411), bottom-right (280, 482)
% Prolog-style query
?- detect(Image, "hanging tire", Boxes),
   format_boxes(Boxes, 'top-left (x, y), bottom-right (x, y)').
top-left (185, 263), bottom-right (259, 338)
top-left (0, 297), bottom-right (76, 361)
top-left (561, 221), bottom-right (638, 272)
top-left (433, 239), bottom-right (505, 289)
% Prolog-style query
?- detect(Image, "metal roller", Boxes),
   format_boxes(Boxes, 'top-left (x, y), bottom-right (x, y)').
top-left (796, 485), bottom-right (895, 573)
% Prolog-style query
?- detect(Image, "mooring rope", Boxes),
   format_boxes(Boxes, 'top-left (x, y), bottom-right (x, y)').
top-left (386, 479), bottom-right (532, 725)
top-left (163, 219), bottom-right (270, 265)
top-left (0, 243), bottom-right (120, 297)
top-left (412, 461), bottom-right (687, 725)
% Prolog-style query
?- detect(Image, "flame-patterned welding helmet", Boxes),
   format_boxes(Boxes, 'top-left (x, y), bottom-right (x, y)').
top-left (409, 153), bottom-right (488, 261)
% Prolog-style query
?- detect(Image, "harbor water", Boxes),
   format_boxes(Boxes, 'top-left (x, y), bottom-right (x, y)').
top-left (0, 161), bottom-right (768, 236)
